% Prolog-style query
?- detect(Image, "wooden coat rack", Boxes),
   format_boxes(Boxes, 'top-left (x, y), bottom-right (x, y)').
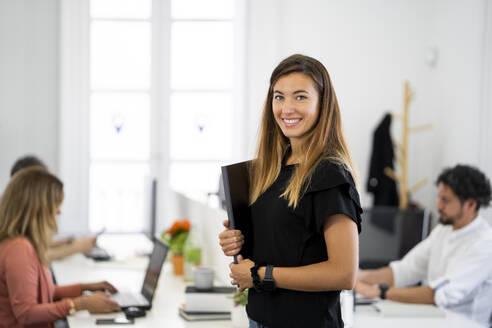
top-left (384, 81), bottom-right (432, 209)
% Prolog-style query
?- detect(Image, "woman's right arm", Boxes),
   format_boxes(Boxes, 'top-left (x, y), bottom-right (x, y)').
top-left (5, 241), bottom-right (118, 325)
top-left (218, 220), bottom-right (244, 256)
top-left (5, 242), bottom-right (74, 324)
top-left (73, 292), bottom-right (120, 313)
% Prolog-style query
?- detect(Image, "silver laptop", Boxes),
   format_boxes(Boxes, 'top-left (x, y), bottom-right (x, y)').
top-left (111, 239), bottom-right (169, 310)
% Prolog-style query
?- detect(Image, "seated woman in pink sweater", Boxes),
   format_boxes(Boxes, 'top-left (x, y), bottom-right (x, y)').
top-left (0, 167), bottom-right (120, 328)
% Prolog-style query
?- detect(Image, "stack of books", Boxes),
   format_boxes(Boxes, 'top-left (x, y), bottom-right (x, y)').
top-left (179, 286), bottom-right (236, 321)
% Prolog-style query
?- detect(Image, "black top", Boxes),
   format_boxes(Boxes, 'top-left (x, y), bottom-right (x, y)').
top-left (246, 160), bottom-right (362, 328)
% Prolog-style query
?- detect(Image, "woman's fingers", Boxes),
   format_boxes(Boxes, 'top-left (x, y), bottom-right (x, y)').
top-left (219, 233), bottom-right (244, 256)
top-left (219, 232), bottom-right (244, 246)
top-left (101, 298), bottom-right (120, 312)
top-left (229, 272), bottom-right (238, 286)
top-left (218, 229), bottom-right (242, 241)
top-left (220, 236), bottom-right (244, 251)
top-left (225, 249), bottom-right (241, 256)
top-left (103, 281), bottom-right (118, 293)
top-left (223, 244), bottom-right (244, 256)
top-left (93, 291), bottom-right (108, 297)
top-left (219, 226), bottom-right (244, 256)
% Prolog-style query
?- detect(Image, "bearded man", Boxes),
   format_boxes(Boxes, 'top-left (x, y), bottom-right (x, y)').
top-left (355, 164), bottom-right (492, 327)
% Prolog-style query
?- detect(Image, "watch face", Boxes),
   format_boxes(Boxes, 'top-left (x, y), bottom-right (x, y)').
top-left (262, 279), bottom-right (275, 292)
top-left (379, 284), bottom-right (388, 299)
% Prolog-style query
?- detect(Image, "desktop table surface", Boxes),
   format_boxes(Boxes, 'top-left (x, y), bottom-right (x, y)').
top-left (52, 254), bottom-right (482, 328)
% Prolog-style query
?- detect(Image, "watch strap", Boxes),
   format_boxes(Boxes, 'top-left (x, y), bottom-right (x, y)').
top-left (263, 264), bottom-right (276, 292)
top-left (379, 284), bottom-right (389, 300)
top-left (265, 264), bottom-right (274, 280)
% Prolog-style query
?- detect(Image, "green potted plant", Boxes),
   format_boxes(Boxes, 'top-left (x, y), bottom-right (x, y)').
top-left (161, 219), bottom-right (190, 275)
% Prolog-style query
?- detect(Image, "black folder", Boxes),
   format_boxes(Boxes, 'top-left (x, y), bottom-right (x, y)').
top-left (221, 161), bottom-right (253, 263)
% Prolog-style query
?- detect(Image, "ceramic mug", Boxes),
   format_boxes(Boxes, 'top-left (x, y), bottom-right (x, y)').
top-left (193, 266), bottom-right (214, 290)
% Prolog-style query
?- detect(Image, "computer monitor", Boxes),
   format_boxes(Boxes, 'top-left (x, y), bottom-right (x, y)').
top-left (359, 206), bottom-right (430, 269)
top-left (149, 179), bottom-right (157, 239)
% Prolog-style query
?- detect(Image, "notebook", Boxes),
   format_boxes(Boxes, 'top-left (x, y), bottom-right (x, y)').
top-left (184, 286), bottom-right (235, 312)
top-left (111, 238), bottom-right (169, 310)
top-left (178, 307), bottom-right (231, 321)
top-left (375, 300), bottom-right (446, 318)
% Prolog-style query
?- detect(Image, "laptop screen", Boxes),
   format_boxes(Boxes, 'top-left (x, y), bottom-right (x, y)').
top-left (141, 239), bottom-right (169, 302)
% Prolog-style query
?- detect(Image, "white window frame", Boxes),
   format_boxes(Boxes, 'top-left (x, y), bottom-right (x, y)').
top-left (59, 0), bottom-right (90, 234)
top-left (59, 0), bottom-right (247, 234)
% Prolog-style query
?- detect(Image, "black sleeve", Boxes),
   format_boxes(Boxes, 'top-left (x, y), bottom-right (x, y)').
top-left (311, 185), bottom-right (362, 234)
top-left (305, 160), bottom-right (363, 234)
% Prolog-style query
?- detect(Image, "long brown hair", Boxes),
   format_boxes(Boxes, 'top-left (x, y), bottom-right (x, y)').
top-left (0, 167), bottom-right (64, 264)
top-left (250, 54), bottom-right (356, 208)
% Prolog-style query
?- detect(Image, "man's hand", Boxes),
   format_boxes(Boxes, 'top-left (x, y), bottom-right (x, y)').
top-left (356, 269), bottom-right (371, 283)
top-left (354, 281), bottom-right (380, 299)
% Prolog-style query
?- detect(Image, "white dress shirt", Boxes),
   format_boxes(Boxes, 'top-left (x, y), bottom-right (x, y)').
top-left (390, 215), bottom-right (492, 327)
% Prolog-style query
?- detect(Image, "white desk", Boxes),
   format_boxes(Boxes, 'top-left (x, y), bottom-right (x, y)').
top-left (52, 254), bottom-right (231, 328)
top-left (52, 255), bottom-right (482, 328)
top-left (353, 303), bottom-right (482, 328)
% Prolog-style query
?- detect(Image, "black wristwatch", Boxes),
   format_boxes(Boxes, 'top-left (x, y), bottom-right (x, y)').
top-left (262, 265), bottom-right (276, 292)
top-left (250, 264), bottom-right (263, 293)
top-left (379, 284), bottom-right (389, 299)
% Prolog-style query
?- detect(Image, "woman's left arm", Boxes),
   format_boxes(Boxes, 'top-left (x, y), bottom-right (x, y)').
top-left (54, 281), bottom-right (118, 300)
top-left (230, 214), bottom-right (358, 292)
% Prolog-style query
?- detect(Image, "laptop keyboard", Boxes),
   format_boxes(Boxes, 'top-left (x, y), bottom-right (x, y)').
top-left (111, 292), bottom-right (148, 307)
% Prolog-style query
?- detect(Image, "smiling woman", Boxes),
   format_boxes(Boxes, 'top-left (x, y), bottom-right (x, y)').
top-left (219, 54), bottom-right (362, 328)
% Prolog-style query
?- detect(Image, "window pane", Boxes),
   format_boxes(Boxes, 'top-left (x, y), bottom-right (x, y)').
top-left (171, 0), bottom-right (234, 19)
top-left (91, 0), bottom-right (151, 19)
top-left (90, 93), bottom-right (150, 160)
top-left (171, 22), bottom-right (234, 90)
top-left (170, 162), bottom-right (222, 200)
top-left (91, 21), bottom-right (150, 90)
top-left (89, 162), bottom-right (150, 232)
top-left (170, 92), bottom-right (233, 160)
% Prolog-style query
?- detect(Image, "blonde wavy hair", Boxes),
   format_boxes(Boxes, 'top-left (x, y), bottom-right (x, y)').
top-left (250, 54), bottom-right (357, 208)
top-left (0, 166), bottom-right (64, 264)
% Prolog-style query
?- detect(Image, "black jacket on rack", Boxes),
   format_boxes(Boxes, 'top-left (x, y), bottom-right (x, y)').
top-left (367, 113), bottom-right (399, 206)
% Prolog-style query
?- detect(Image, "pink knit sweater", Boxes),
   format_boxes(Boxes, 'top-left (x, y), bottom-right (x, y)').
top-left (0, 237), bottom-right (82, 328)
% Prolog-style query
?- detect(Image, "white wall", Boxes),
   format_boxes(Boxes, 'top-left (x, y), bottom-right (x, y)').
top-left (0, 0), bottom-right (59, 190)
top-left (479, 0), bottom-right (492, 222)
top-left (424, 0), bottom-right (490, 223)
top-left (166, 190), bottom-right (230, 284)
top-left (1, 0), bottom-right (491, 227)
top-left (246, 0), bottom-right (492, 224)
